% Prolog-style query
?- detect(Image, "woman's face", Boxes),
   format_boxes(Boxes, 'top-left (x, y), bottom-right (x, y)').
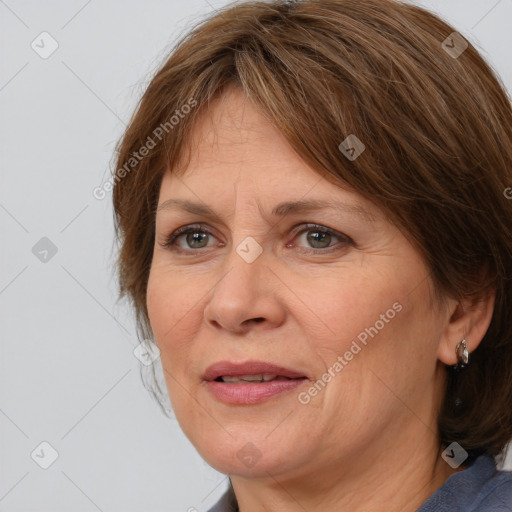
top-left (147, 88), bottom-right (450, 480)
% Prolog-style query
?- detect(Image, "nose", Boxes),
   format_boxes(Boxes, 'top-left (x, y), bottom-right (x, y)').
top-left (203, 243), bottom-right (286, 334)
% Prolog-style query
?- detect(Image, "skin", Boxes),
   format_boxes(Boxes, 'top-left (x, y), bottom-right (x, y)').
top-left (146, 87), bottom-right (495, 512)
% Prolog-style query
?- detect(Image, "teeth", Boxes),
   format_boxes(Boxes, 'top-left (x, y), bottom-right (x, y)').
top-left (220, 374), bottom-right (291, 383)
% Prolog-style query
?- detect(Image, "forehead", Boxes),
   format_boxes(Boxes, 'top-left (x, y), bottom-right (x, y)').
top-left (158, 87), bottom-right (382, 224)
top-left (175, 87), bottom-right (300, 175)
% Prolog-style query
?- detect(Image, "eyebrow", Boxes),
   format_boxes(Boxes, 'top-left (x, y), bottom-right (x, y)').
top-left (157, 198), bottom-right (377, 223)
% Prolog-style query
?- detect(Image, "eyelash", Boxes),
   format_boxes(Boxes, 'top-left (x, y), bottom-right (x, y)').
top-left (159, 223), bottom-right (353, 254)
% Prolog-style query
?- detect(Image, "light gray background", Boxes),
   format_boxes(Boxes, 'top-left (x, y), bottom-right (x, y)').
top-left (1, 1), bottom-right (511, 511)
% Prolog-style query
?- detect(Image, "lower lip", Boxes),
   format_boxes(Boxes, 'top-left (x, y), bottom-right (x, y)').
top-left (206, 378), bottom-right (308, 405)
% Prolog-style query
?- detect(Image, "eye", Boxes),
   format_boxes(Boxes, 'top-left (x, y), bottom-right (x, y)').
top-left (160, 224), bottom-right (218, 251)
top-left (290, 224), bottom-right (353, 252)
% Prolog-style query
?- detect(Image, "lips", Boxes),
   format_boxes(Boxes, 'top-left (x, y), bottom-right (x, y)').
top-left (203, 361), bottom-right (309, 405)
top-left (219, 374), bottom-right (292, 383)
top-left (203, 361), bottom-right (307, 382)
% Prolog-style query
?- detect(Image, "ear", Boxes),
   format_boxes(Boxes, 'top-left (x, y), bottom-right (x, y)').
top-left (437, 289), bottom-right (496, 365)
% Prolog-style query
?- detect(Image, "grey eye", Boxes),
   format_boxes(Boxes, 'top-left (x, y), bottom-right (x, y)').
top-left (306, 231), bottom-right (332, 248)
top-left (185, 232), bottom-right (210, 248)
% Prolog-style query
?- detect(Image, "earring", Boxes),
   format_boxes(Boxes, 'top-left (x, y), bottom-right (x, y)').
top-left (453, 338), bottom-right (469, 372)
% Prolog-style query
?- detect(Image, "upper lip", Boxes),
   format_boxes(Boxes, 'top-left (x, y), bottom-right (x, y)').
top-left (203, 361), bottom-right (308, 381)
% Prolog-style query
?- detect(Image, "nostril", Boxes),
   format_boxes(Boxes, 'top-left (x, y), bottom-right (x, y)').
top-left (243, 317), bottom-right (265, 325)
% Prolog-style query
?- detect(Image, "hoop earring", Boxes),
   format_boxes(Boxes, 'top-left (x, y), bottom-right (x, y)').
top-left (453, 338), bottom-right (469, 372)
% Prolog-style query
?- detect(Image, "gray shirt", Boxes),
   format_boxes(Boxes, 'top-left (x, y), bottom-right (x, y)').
top-left (207, 455), bottom-right (512, 511)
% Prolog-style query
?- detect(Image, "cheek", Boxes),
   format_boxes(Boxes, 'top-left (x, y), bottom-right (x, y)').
top-left (146, 270), bottom-right (199, 410)
top-left (300, 265), bottom-right (431, 394)
top-left (146, 271), bottom-right (170, 336)
top-left (146, 264), bottom-right (217, 381)
top-left (146, 268), bottom-right (193, 353)
top-left (295, 267), bottom-right (403, 352)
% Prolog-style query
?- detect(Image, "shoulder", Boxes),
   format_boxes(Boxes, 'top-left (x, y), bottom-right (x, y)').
top-left (477, 469), bottom-right (512, 511)
top-left (418, 455), bottom-right (512, 512)
top-left (206, 485), bottom-right (238, 512)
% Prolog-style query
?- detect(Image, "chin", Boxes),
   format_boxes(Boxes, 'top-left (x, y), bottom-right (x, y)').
top-left (189, 429), bottom-right (308, 478)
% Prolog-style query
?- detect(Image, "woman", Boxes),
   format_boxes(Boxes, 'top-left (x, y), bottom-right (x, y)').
top-left (112, 0), bottom-right (512, 510)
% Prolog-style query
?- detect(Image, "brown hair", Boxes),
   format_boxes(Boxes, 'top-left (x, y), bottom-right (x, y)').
top-left (112, 0), bottom-right (512, 460)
